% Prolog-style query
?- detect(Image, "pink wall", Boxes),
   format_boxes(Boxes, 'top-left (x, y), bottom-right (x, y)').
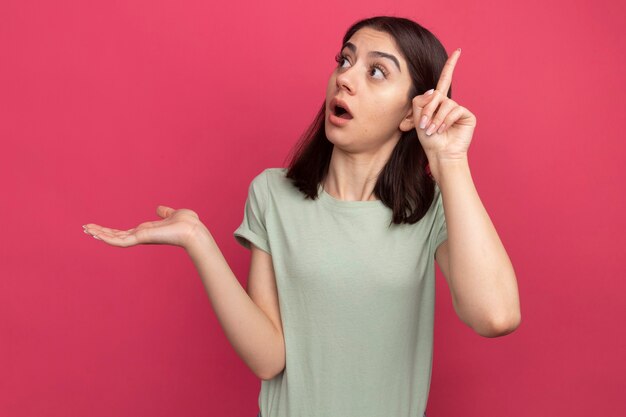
top-left (1, 0), bottom-right (624, 416)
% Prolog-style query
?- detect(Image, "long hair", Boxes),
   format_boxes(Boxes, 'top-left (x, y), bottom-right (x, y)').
top-left (283, 16), bottom-right (451, 226)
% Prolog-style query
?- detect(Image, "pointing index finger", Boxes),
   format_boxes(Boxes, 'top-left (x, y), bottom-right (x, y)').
top-left (435, 48), bottom-right (461, 96)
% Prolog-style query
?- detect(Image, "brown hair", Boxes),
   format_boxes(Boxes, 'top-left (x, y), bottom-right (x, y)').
top-left (283, 16), bottom-right (451, 226)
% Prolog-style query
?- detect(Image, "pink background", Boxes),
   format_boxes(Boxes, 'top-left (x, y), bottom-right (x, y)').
top-left (1, 0), bottom-right (624, 416)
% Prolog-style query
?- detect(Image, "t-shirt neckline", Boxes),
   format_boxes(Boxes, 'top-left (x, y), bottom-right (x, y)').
top-left (317, 182), bottom-right (387, 210)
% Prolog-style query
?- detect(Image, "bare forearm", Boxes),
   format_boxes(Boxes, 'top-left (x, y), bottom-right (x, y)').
top-left (184, 224), bottom-right (285, 380)
top-left (436, 156), bottom-right (520, 333)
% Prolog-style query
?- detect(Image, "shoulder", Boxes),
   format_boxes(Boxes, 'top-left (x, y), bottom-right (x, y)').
top-left (251, 167), bottom-right (286, 182)
top-left (262, 167), bottom-right (288, 181)
top-left (256, 167), bottom-right (290, 191)
top-left (248, 167), bottom-right (281, 188)
top-left (247, 167), bottom-right (290, 200)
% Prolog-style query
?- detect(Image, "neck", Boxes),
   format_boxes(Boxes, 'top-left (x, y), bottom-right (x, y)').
top-left (322, 146), bottom-right (391, 201)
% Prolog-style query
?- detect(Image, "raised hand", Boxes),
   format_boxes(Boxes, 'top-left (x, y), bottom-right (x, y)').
top-left (83, 205), bottom-right (204, 249)
top-left (410, 48), bottom-right (477, 167)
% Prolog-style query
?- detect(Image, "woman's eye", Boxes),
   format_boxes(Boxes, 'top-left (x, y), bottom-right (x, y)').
top-left (370, 66), bottom-right (385, 79)
top-left (334, 53), bottom-right (387, 79)
top-left (335, 53), bottom-right (350, 68)
top-left (371, 67), bottom-right (385, 78)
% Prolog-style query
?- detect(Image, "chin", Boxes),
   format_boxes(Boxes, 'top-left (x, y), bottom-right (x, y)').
top-left (323, 118), bottom-right (332, 140)
top-left (325, 130), bottom-right (360, 153)
top-left (324, 123), bottom-right (339, 145)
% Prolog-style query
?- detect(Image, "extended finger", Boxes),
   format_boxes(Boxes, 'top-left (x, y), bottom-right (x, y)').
top-left (84, 224), bottom-right (133, 237)
top-left (90, 232), bottom-right (139, 247)
top-left (435, 48), bottom-right (461, 96)
top-left (84, 225), bottom-right (121, 235)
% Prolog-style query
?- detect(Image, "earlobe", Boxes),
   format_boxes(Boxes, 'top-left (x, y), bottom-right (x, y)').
top-left (399, 110), bottom-right (415, 132)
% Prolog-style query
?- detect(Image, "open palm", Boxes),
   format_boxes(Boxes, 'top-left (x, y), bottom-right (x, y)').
top-left (83, 205), bottom-right (202, 249)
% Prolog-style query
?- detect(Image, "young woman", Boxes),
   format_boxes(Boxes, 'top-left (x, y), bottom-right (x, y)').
top-left (83, 16), bottom-right (520, 417)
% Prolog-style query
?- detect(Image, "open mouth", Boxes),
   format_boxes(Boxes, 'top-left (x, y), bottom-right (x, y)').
top-left (333, 104), bottom-right (353, 119)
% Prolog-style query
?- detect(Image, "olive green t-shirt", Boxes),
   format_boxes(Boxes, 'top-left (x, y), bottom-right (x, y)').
top-left (234, 167), bottom-right (447, 417)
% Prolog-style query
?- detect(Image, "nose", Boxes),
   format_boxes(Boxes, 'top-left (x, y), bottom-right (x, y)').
top-left (335, 67), bottom-right (355, 94)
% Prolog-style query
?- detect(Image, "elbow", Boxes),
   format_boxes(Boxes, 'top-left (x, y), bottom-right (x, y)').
top-left (257, 349), bottom-right (286, 381)
top-left (258, 365), bottom-right (285, 381)
top-left (257, 330), bottom-right (286, 380)
top-left (256, 368), bottom-right (271, 381)
top-left (475, 311), bottom-right (522, 338)
top-left (256, 366), bottom-right (276, 381)
top-left (258, 371), bottom-right (273, 381)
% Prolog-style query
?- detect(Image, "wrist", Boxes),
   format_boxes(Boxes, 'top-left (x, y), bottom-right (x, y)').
top-left (185, 221), bottom-right (215, 253)
top-left (428, 153), bottom-right (470, 185)
top-left (435, 154), bottom-right (471, 186)
top-left (435, 152), bottom-right (469, 165)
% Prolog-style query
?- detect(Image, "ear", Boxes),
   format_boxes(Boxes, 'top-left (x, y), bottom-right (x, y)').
top-left (399, 103), bottom-right (415, 132)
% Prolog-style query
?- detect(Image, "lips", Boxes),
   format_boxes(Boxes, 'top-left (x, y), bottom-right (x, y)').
top-left (330, 97), bottom-right (353, 119)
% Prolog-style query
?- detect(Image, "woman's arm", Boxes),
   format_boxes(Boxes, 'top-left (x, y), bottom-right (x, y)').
top-left (83, 206), bottom-right (285, 379)
top-left (185, 224), bottom-right (285, 379)
top-left (434, 156), bottom-right (521, 338)
top-left (85, 205), bottom-right (284, 379)
top-left (404, 48), bottom-right (519, 337)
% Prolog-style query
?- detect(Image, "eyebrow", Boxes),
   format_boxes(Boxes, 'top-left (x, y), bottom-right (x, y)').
top-left (341, 41), bottom-right (402, 72)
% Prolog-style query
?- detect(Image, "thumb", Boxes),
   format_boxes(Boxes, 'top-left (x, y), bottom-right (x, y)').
top-left (405, 89), bottom-right (434, 132)
top-left (412, 88), bottom-right (435, 113)
top-left (156, 205), bottom-right (174, 218)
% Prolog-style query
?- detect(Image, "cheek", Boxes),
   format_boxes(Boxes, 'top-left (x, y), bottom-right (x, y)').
top-left (362, 102), bottom-right (407, 137)
top-left (367, 103), bottom-right (399, 125)
top-left (382, 97), bottom-right (409, 122)
top-left (326, 73), bottom-right (337, 92)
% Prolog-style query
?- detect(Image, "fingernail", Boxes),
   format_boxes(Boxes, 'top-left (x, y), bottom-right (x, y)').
top-left (84, 229), bottom-right (89, 234)
top-left (93, 235), bottom-right (101, 240)
top-left (419, 115), bottom-right (428, 129)
top-left (425, 89), bottom-right (434, 95)
top-left (437, 123), bottom-right (446, 134)
top-left (426, 123), bottom-right (437, 136)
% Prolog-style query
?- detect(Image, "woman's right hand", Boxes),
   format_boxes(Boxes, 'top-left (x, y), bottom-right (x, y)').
top-left (83, 205), bottom-right (205, 249)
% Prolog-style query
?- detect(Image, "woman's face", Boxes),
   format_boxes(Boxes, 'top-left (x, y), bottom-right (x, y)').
top-left (325, 27), bottom-right (414, 151)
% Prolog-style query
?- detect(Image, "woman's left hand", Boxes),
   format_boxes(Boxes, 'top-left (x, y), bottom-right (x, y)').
top-left (411, 49), bottom-right (477, 176)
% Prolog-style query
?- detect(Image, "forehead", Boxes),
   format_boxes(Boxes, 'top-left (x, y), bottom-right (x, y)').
top-left (344, 27), bottom-right (407, 70)
top-left (346, 28), bottom-right (401, 53)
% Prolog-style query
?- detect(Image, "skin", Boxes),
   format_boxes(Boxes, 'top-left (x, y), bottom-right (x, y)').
top-left (83, 26), bottom-right (521, 338)
top-left (325, 27), bottom-right (520, 336)
top-left (323, 27), bottom-right (416, 201)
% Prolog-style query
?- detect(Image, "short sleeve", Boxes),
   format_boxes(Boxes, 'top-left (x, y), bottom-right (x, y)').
top-left (431, 184), bottom-right (448, 253)
top-left (233, 170), bottom-right (271, 255)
